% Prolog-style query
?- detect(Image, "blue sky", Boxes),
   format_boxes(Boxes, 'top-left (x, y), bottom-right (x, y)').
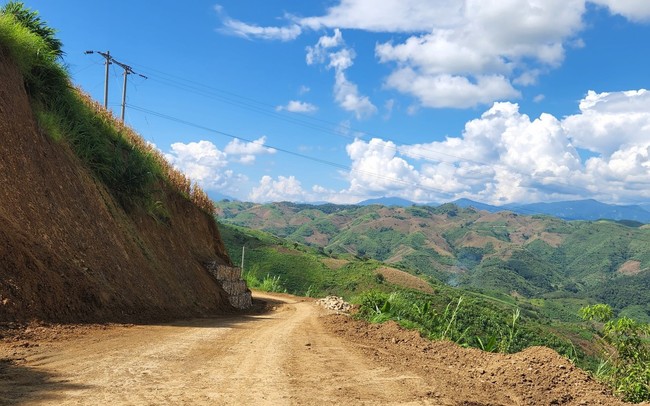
top-left (18, 0), bottom-right (650, 205)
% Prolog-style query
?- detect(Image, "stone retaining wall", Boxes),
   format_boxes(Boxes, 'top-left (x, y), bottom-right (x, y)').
top-left (204, 261), bottom-right (252, 309)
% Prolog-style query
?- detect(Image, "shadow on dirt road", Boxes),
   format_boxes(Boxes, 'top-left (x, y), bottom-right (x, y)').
top-left (0, 359), bottom-right (90, 406)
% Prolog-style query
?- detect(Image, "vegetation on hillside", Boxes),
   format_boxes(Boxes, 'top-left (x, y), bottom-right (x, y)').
top-left (219, 221), bottom-right (584, 356)
top-left (217, 200), bottom-right (650, 402)
top-left (580, 304), bottom-right (650, 402)
top-left (215, 200), bottom-right (650, 320)
top-left (218, 222), bottom-right (394, 298)
top-left (0, 2), bottom-right (214, 213)
top-left (355, 289), bottom-right (576, 357)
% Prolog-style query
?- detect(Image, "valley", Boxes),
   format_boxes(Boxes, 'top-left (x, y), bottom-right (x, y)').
top-left (215, 200), bottom-right (650, 322)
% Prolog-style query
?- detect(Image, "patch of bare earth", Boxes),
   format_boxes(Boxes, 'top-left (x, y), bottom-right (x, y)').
top-left (377, 267), bottom-right (434, 294)
top-left (617, 260), bottom-right (644, 276)
top-left (536, 232), bottom-right (565, 247)
top-left (324, 315), bottom-right (629, 406)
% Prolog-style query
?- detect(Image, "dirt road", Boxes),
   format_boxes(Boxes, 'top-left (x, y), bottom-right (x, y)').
top-left (0, 292), bottom-right (627, 405)
top-left (1, 293), bottom-right (436, 405)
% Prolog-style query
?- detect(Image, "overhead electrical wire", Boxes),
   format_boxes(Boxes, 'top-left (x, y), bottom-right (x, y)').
top-left (127, 103), bottom-right (456, 196)
top-left (126, 102), bottom-right (636, 228)
top-left (120, 59), bottom-right (491, 166)
top-left (119, 60), bottom-right (601, 199)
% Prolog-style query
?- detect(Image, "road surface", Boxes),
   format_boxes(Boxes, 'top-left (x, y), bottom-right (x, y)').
top-left (0, 292), bottom-right (627, 405)
top-left (1, 293), bottom-right (438, 405)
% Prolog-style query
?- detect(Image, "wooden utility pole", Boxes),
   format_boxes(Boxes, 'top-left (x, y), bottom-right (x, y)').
top-left (241, 246), bottom-right (246, 272)
top-left (84, 50), bottom-right (111, 108)
top-left (84, 51), bottom-right (147, 122)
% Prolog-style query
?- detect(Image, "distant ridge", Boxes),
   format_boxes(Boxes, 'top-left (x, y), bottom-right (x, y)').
top-left (510, 199), bottom-right (650, 222)
top-left (355, 196), bottom-right (650, 223)
top-left (451, 198), bottom-right (502, 213)
top-left (357, 197), bottom-right (416, 207)
top-left (452, 198), bottom-right (650, 222)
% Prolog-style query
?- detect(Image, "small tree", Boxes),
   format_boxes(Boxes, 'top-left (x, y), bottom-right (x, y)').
top-left (580, 304), bottom-right (650, 402)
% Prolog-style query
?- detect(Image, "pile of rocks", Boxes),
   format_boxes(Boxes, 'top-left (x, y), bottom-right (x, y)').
top-left (317, 296), bottom-right (352, 313)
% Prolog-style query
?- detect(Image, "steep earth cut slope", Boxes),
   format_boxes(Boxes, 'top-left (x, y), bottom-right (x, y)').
top-left (0, 48), bottom-right (240, 323)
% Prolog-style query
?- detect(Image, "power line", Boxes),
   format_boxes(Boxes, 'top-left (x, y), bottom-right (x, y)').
top-left (119, 60), bottom-right (486, 165)
top-left (127, 104), bottom-right (458, 197)
top-left (129, 104), bottom-right (633, 222)
top-left (118, 60), bottom-right (597, 197)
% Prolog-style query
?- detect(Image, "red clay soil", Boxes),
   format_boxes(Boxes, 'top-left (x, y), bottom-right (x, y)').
top-left (323, 315), bottom-right (633, 406)
top-left (0, 294), bottom-right (641, 406)
top-left (0, 46), bottom-right (233, 323)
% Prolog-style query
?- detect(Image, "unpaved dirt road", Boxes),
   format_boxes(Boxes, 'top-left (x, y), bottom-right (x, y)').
top-left (1, 293), bottom-right (437, 405)
top-left (0, 292), bottom-right (628, 406)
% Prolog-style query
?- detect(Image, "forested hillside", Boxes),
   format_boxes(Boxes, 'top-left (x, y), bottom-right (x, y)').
top-left (216, 201), bottom-right (650, 320)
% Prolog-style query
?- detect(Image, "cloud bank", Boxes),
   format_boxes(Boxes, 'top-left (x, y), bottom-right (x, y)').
top-left (249, 89), bottom-right (650, 204)
top-left (218, 0), bottom-right (648, 108)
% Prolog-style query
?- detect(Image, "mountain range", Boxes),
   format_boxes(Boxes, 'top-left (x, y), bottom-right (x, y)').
top-left (215, 200), bottom-right (650, 321)
top-left (355, 197), bottom-right (650, 223)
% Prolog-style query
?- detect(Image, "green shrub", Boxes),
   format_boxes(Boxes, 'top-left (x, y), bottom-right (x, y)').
top-left (581, 304), bottom-right (650, 402)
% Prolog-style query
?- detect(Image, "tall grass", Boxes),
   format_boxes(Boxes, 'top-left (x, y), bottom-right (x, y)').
top-left (243, 272), bottom-right (285, 293)
top-left (1, 2), bottom-right (62, 57)
top-left (355, 289), bottom-right (575, 357)
top-left (0, 8), bottom-right (215, 214)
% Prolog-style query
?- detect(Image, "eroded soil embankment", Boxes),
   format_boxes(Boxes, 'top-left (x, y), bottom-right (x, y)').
top-left (0, 292), bottom-right (629, 406)
top-left (0, 46), bottom-right (232, 323)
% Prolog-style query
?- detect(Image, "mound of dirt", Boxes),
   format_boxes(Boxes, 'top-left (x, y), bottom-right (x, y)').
top-left (324, 315), bottom-right (628, 406)
top-left (0, 47), bottom-right (240, 323)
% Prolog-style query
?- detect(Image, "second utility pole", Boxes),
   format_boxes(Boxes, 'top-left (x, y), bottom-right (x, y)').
top-left (112, 60), bottom-right (147, 123)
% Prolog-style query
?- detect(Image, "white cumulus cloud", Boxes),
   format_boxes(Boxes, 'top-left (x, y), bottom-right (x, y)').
top-left (165, 140), bottom-right (245, 191)
top-left (221, 19), bottom-right (301, 41)
top-left (224, 136), bottom-right (276, 164)
top-left (334, 89), bottom-right (650, 204)
top-left (218, 1), bottom-right (650, 110)
top-left (373, 0), bottom-right (584, 108)
top-left (249, 175), bottom-right (309, 202)
top-left (276, 100), bottom-right (318, 113)
top-left (238, 89), bottom-right (650, 205)
top-left (306, 28), bottom-right (344, 65)
top-left (385, 68), bottom-right (520, 108)
top-left (345, 138), bottom-right (420, 193)
top-left (563, 89), bottom-right (650, 156)
top-left (299, 0), bottom-right (464, 32)
top-left (306, 32), bottom-right (377, 119)
top-left (590, 0), bottom-right (650, 22)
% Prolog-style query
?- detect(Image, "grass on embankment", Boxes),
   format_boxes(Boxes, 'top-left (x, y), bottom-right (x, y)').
top-left (0, 5), bottom-right (213, 214)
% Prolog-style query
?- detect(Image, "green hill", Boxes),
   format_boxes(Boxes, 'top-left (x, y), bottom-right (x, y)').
top-left (215, 201), bottom-right (650, 319)
top-left (217, 222), bottom-right (439, 298)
